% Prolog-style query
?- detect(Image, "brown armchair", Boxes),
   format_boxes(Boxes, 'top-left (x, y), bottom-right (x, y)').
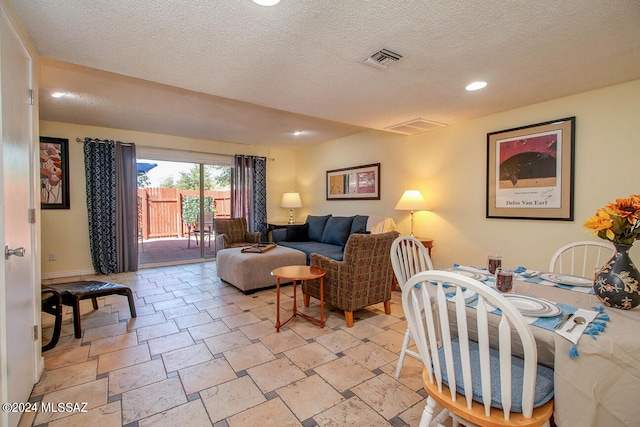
top-left (213, 217), bottom-right (261, 255)
top-left (303, 231), bottom-right (399, 327)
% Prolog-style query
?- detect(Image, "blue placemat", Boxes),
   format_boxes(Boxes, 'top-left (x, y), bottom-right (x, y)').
top-left (453, 263), bottom-right (596, 294)
top-left (520, 274), bottom-right (596, 294)
top-left (444, 271), bottom-right (609, 358)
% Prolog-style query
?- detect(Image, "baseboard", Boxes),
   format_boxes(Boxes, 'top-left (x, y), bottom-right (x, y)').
top-left (41, 259), bottom-right (215, 280)
top-left (41, 258), bottom-right (217, 280)
top-left (41, 269), bottom-right (96, 280)
top-left (139, 259), bottom-right (209, 269)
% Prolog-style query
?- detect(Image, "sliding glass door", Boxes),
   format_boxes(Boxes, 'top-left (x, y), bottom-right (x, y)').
top-left (137, 159), bottom-right (231, 266)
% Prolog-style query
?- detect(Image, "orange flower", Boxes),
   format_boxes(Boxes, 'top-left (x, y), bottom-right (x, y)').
top-left (584, 209), bottom-right (615, 240)
top-left (607, 195), bottom-right (640, 223)
top-left (585, 194), bottom-right (640, 244)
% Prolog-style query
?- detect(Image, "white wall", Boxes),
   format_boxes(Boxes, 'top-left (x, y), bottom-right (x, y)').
top-left (296, 80), bottom-right (640, 271)
top-left (39, 121), bottom-right (297, 277)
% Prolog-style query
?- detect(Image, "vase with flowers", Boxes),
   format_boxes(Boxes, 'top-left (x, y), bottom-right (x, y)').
top-left (584, 194), bottom-right (640, 309)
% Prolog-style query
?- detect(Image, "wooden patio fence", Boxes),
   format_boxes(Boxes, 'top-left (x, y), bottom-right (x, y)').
top-left (137, 188), bottom-right (231, 239)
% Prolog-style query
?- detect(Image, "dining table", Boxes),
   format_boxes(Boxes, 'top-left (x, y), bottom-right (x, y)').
top-left (440, 266), bottom-right (640, 427)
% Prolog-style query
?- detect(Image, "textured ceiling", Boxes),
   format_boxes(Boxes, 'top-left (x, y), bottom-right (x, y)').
top-left (10, 0), bottom-right (640, 149)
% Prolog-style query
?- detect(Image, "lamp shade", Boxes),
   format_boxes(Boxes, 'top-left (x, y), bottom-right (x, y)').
top-left (281, 192), bottom-right (302, 208)
top-left (394, 190), bottom-right (429, 211)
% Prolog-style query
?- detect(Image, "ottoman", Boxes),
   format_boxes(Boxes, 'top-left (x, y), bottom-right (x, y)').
top-left (42, 281), bottom-right (137, 339)
top-left (216, 245), bottom-right (306, 293)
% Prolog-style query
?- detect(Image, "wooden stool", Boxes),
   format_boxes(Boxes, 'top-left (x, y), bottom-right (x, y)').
top-left (42, 281), bottom-right (137, 339)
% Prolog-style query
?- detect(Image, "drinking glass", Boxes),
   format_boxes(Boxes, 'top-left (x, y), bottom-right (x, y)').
top-left (488, 255), bottom-right (502, 274)
top-left (496, 268), bottom-right (514, 293)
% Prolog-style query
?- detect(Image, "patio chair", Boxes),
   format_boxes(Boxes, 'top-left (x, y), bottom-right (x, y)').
top-left (390, 235), bottom-right (434, 379)
top-left (188, 211), bottom-right (214, 248)
top-left (402, 270), bottom-right (554, 427)
top-left (549, 240), bottom-right (614, 277)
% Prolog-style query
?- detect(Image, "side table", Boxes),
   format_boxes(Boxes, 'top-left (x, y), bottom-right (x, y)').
top-left (417, 237), bottom-right (434, 257)
top-left (266, 221), bottom-right (303, 242)
top-left (271, 265), bottom-right (326, 332)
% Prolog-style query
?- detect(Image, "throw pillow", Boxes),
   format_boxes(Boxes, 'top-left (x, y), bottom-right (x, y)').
top-left (321, 216), bottom-right (354, 247)
top-left (306, 215), bottom-right (332, 241)
top-left (285, 224), bottom-right (309, 242)
top-left (350, 215), bottom-right (369, 234)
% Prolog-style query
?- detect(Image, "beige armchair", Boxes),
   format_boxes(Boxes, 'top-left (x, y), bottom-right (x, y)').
top-left (302, 231), bottom-right (399, 327)
top-left (213, 217), bottom-right (261, 255)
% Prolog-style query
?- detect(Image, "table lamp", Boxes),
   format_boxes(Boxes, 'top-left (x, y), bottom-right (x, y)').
top-left (281, 192), bottom-right (302, 224)
top-left (394, 190), bottom-right (429, 236)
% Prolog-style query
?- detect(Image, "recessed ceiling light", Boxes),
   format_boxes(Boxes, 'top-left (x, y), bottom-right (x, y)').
top-left (293, 131), bottom-right (303, 136)
top-left (465, 81), bottom-right (487, 91)
top-left (51, 92), bottom-right (66, 98)
top-left (252, 0), bottom-right (280, 6)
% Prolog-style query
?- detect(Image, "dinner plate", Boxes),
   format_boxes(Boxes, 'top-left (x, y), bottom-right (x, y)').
top-left (446, 268), bottom-right (489, 282)
top-left (486, 294), bottom-right (562, 317)
top-left (446, 288), bottom-right (478, 304)
top-left (539, 272), bottom-right (593, 287)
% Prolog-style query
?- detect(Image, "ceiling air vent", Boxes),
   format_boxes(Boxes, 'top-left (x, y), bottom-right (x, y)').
top-left (364, 48), bottom-right (402, 69)
top-left (384, 118), bottom-right (447, 135)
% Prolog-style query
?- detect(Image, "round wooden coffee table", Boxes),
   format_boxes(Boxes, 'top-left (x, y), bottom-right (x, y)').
top-left (271, 265), bottom-right (326, 332)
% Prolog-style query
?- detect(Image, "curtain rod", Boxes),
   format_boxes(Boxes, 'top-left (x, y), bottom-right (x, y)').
top-left (76, 138), bottom-right (275, 161)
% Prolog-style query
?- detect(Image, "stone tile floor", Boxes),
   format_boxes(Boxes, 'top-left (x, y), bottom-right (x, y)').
top-left (25, 262), bottom-right (434, 426)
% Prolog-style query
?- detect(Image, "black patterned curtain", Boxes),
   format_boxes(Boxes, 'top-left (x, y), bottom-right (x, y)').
top-left (84, 138), bottom-right (138, 274)
top-left (232, 155), bottom-right (267, 240)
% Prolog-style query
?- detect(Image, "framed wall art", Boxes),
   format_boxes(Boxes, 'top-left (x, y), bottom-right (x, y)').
top-left (40, 136), bottom-right (70, 209)
top-left (486, 117), bottom-right (575, 220)
top-left (326, 163), bottom-right (380, 200)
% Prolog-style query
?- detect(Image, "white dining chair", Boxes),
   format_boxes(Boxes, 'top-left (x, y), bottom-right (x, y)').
top-left (402, 270), bottom-right (554, 427)
top-left (390, 235), bottom-right (434, 379)
top-left (549, 240), bottom-right (614, 277)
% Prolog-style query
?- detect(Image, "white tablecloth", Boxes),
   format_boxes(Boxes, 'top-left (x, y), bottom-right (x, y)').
top-left (506, 279), bottom-right (640, 427)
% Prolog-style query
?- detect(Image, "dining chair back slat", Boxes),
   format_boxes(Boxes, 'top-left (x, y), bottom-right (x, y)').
top-left (453, 290), bottom-right (474, 409)
top-left (434, 284), bottom-right (454, 395)
top-left (476, 296), bottom-right (493, 416)
top-left (499, 315), bottom-right (514, 417)
top-left (402, 270), bottom-right (554, 426)
top-left (549, 240), bottom-right (614, 277)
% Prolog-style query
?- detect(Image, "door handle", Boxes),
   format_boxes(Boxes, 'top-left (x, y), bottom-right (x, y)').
top-left (5, 246), bottom-right (26, 259)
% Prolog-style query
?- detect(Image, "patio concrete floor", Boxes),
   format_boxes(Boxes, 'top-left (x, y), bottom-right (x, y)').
top-left (138, 237), bottom-right (216, 266)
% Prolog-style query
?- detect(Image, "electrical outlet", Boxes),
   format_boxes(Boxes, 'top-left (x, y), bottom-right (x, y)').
top-left (49, 252), bottom-right (56, 261)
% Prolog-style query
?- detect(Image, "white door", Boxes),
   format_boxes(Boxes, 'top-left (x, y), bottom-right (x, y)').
top-left (1, 9), bottom-right (37, 427)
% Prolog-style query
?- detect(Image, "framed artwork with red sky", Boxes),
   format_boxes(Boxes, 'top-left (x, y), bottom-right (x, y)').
top-left (486, 117), bottom-right (575, 220)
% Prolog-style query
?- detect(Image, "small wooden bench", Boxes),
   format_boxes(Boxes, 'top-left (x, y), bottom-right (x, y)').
top-left (41, 289), bottom-right (63, 352)
top-left (42, 281), bottom-right (137, 340)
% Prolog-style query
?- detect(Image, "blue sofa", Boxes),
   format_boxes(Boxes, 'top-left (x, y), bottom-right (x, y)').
top-left (272, 214), bottom-right (371, 263)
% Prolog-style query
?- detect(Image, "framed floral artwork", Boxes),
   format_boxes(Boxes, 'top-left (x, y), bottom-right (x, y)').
top-left (40, 136), bottom-right (70, 209)
top-left (486, 117), bottom-right (575, 220)
top-left (326, 163), bottom-right (380, 200)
